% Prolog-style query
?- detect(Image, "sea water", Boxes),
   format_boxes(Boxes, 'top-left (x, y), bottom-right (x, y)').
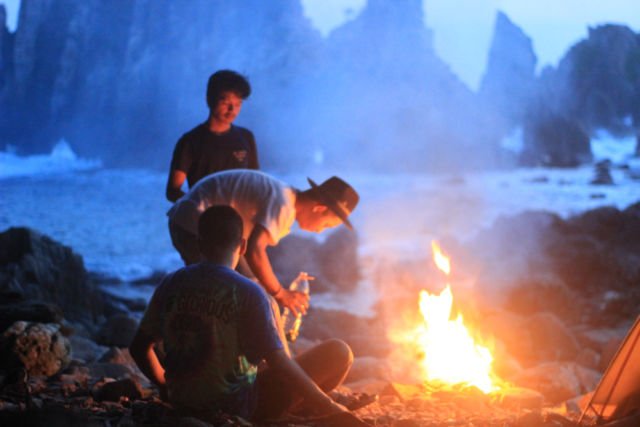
top-left (1, 139), bottom-right (639, 315)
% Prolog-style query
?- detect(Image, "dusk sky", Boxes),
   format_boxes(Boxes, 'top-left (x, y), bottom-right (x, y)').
top-left (3, 0), bottom-right (640, 90)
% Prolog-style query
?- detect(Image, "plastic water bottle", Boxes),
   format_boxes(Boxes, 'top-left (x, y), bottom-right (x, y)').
top-left (281, 272), bottom-right (311, 342)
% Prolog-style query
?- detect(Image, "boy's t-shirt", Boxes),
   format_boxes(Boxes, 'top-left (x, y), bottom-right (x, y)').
top-left (170, 123), bottom-right (259, 188)
top-left (138, 263), bottom-right (284, 417)
top-left (167, 169), bottom-right (296, 245)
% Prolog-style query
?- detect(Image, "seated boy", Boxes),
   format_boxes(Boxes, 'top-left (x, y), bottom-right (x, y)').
top-left (130, 205), bottom-right (355, 421)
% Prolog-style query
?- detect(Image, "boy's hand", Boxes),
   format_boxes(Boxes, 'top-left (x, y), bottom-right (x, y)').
top-left (275, 288), bottom-right (309, 316)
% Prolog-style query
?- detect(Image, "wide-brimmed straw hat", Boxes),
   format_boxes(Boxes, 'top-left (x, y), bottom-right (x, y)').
top-left (307, 176), bottom-right (359, 230)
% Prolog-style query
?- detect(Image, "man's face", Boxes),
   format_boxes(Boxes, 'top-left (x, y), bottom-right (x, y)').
top-left (212, 91), bottom-right (243, 125)
top-left (298, 206), bottom-right (343, 233)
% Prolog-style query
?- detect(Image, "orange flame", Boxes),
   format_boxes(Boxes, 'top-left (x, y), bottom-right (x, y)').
top-left (390, 241), bottom-right (498, 393)
top-left (431, 241), bottom-right (450, 275)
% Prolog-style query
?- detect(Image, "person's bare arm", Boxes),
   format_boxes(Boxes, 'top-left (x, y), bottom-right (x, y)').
top-left (129, 329), bottom-right (167, 397)
top-left (166, 169), bottom-right (187, 202)
top-left (245, 225), bottom-right (309, 315)
top-left (265, 349), bottom-right (347, 416)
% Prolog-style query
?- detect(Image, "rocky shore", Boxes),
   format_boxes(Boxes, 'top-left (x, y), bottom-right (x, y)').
top-left (1, 201), bottom-right (640, 426)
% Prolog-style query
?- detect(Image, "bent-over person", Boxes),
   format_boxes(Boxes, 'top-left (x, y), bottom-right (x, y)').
top-left (167, 169), bottom-right (359, 316)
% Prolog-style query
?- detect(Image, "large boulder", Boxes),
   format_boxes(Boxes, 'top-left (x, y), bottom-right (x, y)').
top-left (0, 227), bottom-right (104, 327)
top-left (268, 228), bottom-right (361, 294)
top-left (522, 312), bottom-right (580, 363)
top-left (513, 362), bottom-right (598, 404)
top-left (521, 114), bottom-right (592, 167)
top-left (0, 321), bottom-right (71, 377)
top-left (96, 314), bottom-right (139, 348)
top-left (0, 300), bottom-right (63, 333)
top-left (479, 11), bottom-right (537, 132)
top-left (301, 308), bottom-right (390, 358)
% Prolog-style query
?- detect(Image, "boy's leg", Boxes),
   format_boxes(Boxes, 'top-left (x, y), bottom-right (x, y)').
top-left (294, 339), bottom-right (353, 392)
top-left (252, 339), bottom-right (353, 420)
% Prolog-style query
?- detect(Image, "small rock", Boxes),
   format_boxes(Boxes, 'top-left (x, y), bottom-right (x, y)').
top-left (99, 347), bottom-right (135, 366)
top-left (1, 321), bottom-right (71, 377)
top-left (514, 362), bottom-right (583, 404)
top-left (69, 334), bottom-right (108, 363)
top-left (0, 301), bottom-right (64, 332)
top-left (95, 377), bottom-right (143, 402)
top-left (523, 312), bottom-right (579, 362)
top-left (87, 362), bottom-right (133, 379)
top-left (514, 411), bottom-right (544, 427)
top-left (498, 386), bottom-right (544, 410)
top-left (96, 314), bottom-right (138, 347)
top-left (576, 348), bottom-right (600, 370)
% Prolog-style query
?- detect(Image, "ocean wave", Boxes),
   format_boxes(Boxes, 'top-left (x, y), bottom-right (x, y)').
top-left (0, 139), bottom-right (102, 179)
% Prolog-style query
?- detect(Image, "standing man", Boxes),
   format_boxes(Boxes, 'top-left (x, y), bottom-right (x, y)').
top-left (166, 70), bottom-right (259, 202)
top-left (167, 169), bottom-right (359, 315)
top-left (131, 206), bottom-right (357, 422)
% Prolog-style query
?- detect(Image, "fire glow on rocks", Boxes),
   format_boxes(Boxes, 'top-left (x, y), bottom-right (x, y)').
top-left (389, 241), bottom-right (500, 394)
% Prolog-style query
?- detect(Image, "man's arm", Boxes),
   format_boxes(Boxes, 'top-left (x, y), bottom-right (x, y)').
top-left (265, 349), bottom-right (347, 416)
top-left (245, 224), bottom-right (309, 315)
top-left (166, 169), bottom-right (187, 202)
top-left (247, 131), bottom-right (259, 170)
top-left (129, 329), bottom-right (167, 397)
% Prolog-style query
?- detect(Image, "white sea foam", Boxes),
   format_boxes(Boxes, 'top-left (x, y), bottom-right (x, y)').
top-left (0, 139), bottom-right (102, 179)
top-left (591, 131), bottom-right (637, 164)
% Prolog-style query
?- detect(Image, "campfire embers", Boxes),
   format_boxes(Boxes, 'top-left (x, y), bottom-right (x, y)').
top-left (389, 241), bottom-right (502, 394)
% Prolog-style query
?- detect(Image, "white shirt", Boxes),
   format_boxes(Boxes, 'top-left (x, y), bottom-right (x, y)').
top-left (167, 170), bottom-right (296, 245)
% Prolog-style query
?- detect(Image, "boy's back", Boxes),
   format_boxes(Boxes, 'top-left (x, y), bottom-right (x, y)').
top-left (139, 262), bottom-right (284, 417)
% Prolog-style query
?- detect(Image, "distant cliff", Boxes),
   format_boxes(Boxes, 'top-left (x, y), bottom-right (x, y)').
top-left (1, 1), bottom-right (638, 170)
top-left (523, 24), bottom-right (640, 166)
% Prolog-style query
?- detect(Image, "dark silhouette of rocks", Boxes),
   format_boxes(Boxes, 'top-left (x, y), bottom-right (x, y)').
top-left (0, 227), bottom-right (104, 327)
top-left (0, 321), bottom-right (71, 377)
top-left (480, 11), bottom-right (537, 135)
top-left (590, 159), bottom-right (614, 185)
top-left (521, 114), bottom-right (591, 166)
top-left (521, 24), bottom-right (640, 166)
top-left (268, 227), bottom-right (361, 294)
top-left (321, 0), bottom-right (492, 171)
top-left (3, 2), bottom-right (638, 170)
top-left (0, 0), bottom-right (498, 172)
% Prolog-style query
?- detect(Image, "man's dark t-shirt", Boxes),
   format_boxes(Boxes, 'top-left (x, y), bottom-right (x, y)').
top-left (170, 123), bottom-right (259, 188)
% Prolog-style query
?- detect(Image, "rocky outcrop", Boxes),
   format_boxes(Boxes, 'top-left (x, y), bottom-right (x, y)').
top-left (268, 227), bottom-right (360, 293)
top-left (0, 321), bottom-right (71, 377)
top-left (520, 25), bottom-right (640, 166)
top-left (321, 0), bottom-right (492, 171)
top-left (479, 11), bottom-right (537, 133)
top-left (0, 0), bottom-right (324, 169)
top-left (0, 227), bottom-right (104, 327)
top-left (461, 202), bottom-right (640, 327)
top-left (520, 113), bottom-right (592, 166)
top-left (0, 0), bottom-right (506, 173)
top-left (95, 314), bottom-right (138, 348)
